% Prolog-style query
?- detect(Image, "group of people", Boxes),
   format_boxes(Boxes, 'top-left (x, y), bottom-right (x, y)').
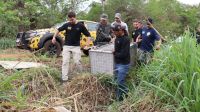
top-left (52, 11), bottom-right (161, 101)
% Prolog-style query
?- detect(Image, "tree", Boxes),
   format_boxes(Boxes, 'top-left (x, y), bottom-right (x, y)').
top-left (0, 0), bottom-right (88, 39)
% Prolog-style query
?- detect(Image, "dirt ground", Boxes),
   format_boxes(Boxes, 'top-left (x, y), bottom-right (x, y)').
top-left (0, 48), bottom-right (115, 112)
top-left (0, 48), bottom-right (91, 75)
top-left (0, 48), bottom-right (32, 58)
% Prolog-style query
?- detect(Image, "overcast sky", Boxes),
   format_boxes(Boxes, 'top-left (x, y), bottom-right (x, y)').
top-left (84, 0), bottom-right (200, 6)
top-left (85, 0), bottom-right (200, 5)
top-left (177, 0), bottom-right (200, 5)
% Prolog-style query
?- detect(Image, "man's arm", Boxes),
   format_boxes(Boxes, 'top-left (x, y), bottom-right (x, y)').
top-left (155, 38), bottom-right (161, 50)
top-left (154, 30), bottom-right (161, 50)
top-left (81, 24), bottom-right (91, 37)
top-left (147, 19), bottom-right (166, 42)
top-left (81, 24), bottom-right (92, 47)
top-left (52, 23), bottom-right (67, 44)
top-left (52, 30), bottom-right (59, 44)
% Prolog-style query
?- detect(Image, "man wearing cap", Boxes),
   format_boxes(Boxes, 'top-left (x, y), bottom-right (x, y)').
top-left (94, 13), bottom-right (113, 46)
top-left (111, 13), bottom-right (129, 35)
top-left (138, 18), bottom-right (161, 64)
top-left (52, 11), bottom-right (91, 82)
top-left (112, 24), bottom-right (130, 101)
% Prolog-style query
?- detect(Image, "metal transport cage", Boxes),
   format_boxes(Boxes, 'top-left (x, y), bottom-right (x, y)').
top-left (89, 43), bottom-right (137, 75)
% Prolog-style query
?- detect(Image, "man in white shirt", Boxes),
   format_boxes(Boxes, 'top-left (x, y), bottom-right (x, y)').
top-left (111, 13), bottom-right (129, 36)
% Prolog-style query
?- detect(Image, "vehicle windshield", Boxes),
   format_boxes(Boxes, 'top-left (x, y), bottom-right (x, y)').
top-left (85, 21), bottom-right (97, 31)
top-left (52, 22), bottom-right (66, 29)
top-left (52, 21), bottom-right (98, 31)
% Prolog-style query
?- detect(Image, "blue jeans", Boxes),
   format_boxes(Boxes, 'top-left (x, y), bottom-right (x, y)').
top-left (114, 64), bottom-right (130, 101)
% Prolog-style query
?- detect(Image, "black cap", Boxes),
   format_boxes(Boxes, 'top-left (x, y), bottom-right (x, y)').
top-left (147, 18), bottom-right (153, 24)
top-left (100, 13), bottom-right (108, 20)
top-left (112, 24), bottom-right (126, 31)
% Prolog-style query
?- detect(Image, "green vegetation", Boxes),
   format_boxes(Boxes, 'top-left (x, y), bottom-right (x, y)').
top-left (107, 32), bottom-right (200, 111)
top-left (1, 32), bottom-right (199, 111)
top-left (140, 32), bottom-right (200, 111)
top-left (0, 0), bottom-right (88, 39)
top-left (1, 0), bottom-right (200, 111)
top-left (1, 0), bottom-right (199, 39)
top-left (0, 38), bottom-right (15, 50)
top-left (86, 0), bottom-right (200, 37)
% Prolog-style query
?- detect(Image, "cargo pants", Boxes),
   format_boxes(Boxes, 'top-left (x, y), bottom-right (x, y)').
top-left (62, 46), bottom-right (82, 81)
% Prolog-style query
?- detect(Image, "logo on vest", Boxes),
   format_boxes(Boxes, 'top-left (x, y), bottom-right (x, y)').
top-left (147, 32), bottom-right (151, 36)
top-left (68, 27), bottom-right (72, 30)
top-left (142, 31), bottom-right (145, 34)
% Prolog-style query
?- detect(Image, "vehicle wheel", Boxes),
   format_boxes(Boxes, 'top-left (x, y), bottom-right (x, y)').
top-left (43, 40), bottom-right (61, 57)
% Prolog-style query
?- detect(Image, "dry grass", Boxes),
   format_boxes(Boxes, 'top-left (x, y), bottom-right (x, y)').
top-left (0, 67), bottom-right (114, 112)
top-left (61, 74), bottom-right (115, 112)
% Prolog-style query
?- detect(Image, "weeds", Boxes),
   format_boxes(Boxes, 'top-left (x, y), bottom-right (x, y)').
top-left (0, 67), bottom-right (60, 111)
top-left (137, 32), bottom-right (200, 112)
top-left (0, 38), bottom-right (15, 50)
top-left (1, 32), bottom-right (200, 111)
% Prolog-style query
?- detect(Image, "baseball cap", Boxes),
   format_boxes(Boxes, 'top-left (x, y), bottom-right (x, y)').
top-left (147, 18), bottom-right (153, 24)
top-left (115, 13), bottom-right (121, 19)
top-left (100, 13), bottom-right (108, 20)
top-left (112, 24), bottom-right (126, 31)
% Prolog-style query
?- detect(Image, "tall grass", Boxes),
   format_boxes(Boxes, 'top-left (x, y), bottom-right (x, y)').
top-left (110, 32), bottom-right (200, 111)
top-left (0, 38), bottom-right (15, 50)
top-left (139, 32), bottom-right (200, 111)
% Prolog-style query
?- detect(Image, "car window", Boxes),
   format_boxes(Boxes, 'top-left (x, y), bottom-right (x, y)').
top-left (85, 22), bottom-right (97, 31)
top-left (52, 22), bottom-right (66, 29)
top-left (52, 21), bottom-right (97, 31)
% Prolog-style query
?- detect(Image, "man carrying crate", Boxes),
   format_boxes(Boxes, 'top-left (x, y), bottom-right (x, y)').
top-left (111, 13), bottom-right (129, 36)
top-left (112, 24), bottom-right (130, 101)
top-left (94, 13), bottom-right (114, 46)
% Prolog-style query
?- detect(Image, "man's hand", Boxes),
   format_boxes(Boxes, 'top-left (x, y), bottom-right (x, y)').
top-left (52, 30), bottom-right (59, 44)
top-left (155, 45), bottom-right (160, 50)
top-left (52, 38), bottom-right (56, 44)
top-left (86, 37), bottom-right (93, 46)
top-left (112, 50), bottom-right (115, 55)
top-left (110, 37), bottom-right (116, 43)
top-left (83, 46), bottom-right (89, 50)
top-left (155, 39), bottom-right (161, 50)
top-left (136, 39), bottom-right (142, 43)
top-left (92, 46), bottom-right (97, 49)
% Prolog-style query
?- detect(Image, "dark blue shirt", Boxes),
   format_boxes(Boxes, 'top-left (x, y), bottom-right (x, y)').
top-left (58, 22), bottom-right (91, 46)
top-left (140, 27), bottom-right (160, 52)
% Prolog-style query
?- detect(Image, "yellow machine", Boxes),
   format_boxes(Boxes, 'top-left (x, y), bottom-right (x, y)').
top-left (16, 20), bottom-right (98, 56)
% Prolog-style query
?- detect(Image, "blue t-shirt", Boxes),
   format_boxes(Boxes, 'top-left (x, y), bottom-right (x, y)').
top-left (140, 27), bottom-right (160, 52)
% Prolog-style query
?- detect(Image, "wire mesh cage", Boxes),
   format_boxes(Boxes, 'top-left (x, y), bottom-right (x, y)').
top-left (89, 44), bottom-right (114, 75)
top-left (89, 43), bottom-right (137, 75)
